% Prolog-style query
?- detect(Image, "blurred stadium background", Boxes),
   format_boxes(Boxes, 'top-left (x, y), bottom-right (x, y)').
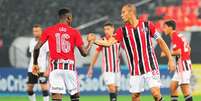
top-left (0, 0), bottom-right (201, 101)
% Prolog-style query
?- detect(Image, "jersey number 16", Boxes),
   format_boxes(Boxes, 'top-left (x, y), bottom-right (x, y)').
top-left (55, 33), bottom-right (71, 53)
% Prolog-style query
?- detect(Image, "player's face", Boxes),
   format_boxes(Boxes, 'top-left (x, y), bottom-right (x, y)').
top-left (104, 26), bottom-right (114, 36)
top-left (66, 16), bottom-right (72, 25)
top-left (163, 24), bottom-right (171, 36)
top-left (33, 27), bottom-right (42, 38)
top-left (121, 7), bottom-right (131, 23)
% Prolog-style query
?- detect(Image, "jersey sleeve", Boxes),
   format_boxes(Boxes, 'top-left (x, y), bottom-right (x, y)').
top-left (172, 36), bottom-right (182, 51)
top-left (149, 21), bottom-right (161, 40)
top-left (114, 27), bottom-right (123, 42)
top-left (40, 28), bottom-right (49, 44)
top-left (75, 30), bottom-right (84, 48)
top-left (96, 45), bottom-right (103, 52)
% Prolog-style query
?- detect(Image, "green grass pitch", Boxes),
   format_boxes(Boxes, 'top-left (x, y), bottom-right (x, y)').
top-left (0, 95), bottom-right (200, 101)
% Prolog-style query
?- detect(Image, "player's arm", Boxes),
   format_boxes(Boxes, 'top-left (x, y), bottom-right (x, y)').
top-left (33, 41), bottom-right (44, 65)
top-left (161, 49), bottom-right (181, 57)
top-left (94, 37), bottom-right (117, 46)
top-left (87, 50), bottom-right (100, 77)
top-left (32, 41), bottom-right (44, 76)
top-left (78, 42), bottom-right (93, 57)
top-left (44, 52), bottom-right (50, 77)
top-left (77, 33), bottom-right (96, 57)
top-left (172, 49), bottom-right (181, 56)
top-left (89, 50), bottom-right (100, 68)
top-left (157, 37), bottom-right (175, 72)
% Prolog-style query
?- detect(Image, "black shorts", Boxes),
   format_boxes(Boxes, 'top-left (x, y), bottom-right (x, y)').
top-left (27, 72), bottom-right (48, 84)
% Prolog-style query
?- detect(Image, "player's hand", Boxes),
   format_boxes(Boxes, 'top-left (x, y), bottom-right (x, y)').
top-left (32, 65), bottom-right (40, 76)
top-left (87, 67), bottom-right (93, 78)
top-left (87, 33), bottom-right (96, 43)
top-left (160, 51), bottom-right (166, 57)
top-left (168, 59), bottom-right (176, 73)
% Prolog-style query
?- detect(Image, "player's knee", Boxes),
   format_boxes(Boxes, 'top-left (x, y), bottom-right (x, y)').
top-left (132, 93), bottom-right (140, 99)
top-left (52, 93), bottom-right (62, 100)
top-left (42, 90), bottom-right (49, 97)
top-left (70, 93), bottom-right (80, 101)
top-left (151, 89), bottom-right (161, 98)
top-left (108, 85), bottom-right (116, 93)
top-left (27, 90), bottom-right (34, 96)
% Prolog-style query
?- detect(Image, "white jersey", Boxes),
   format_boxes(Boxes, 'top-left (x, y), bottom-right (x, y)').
top-left (28, 38), bottom-right (49, 72)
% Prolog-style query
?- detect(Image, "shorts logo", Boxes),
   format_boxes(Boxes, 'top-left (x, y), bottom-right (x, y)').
top-left (52, 87), bottom-right (64, 90)
top-left (39, 77), bottom-right (47, 83)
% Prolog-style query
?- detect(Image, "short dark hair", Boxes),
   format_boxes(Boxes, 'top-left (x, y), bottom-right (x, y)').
top-left (58, 8), bottom-right (72, 19)
top-left (164, 20), bottom-right (176, 30)
top-left (104, 21), bottom-right (114, 27)
top-left (33, 24), bottom-right (41, 28)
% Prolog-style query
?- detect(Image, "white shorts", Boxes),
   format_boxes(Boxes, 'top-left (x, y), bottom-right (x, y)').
top-left (129, 70), bottom-right (161, 93)
top-left (49, 69), bottom-right (80, 95)
top-left (172, 70), bottom-right (191, 85)
top-left (103, 72), bottom-right (121, 87)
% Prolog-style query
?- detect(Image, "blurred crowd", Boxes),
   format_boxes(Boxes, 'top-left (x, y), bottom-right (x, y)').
top-left (140, 0), bottom-right (201, 32)
top-left (0, 0), bottom-right (200, 48)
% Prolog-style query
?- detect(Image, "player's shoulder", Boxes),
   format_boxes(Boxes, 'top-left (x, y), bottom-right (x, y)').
top-left (29, 38), bottom-right (36, 44)
top-left (43, 40), bottom-right (49, 46)
top-left (173, 32), bottom-right (182, 38)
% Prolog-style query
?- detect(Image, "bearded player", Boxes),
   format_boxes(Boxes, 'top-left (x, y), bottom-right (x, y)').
top-left (162, 20), bottom-right (193, 101)
top-left (87, 22), bottom-right (121, 101)
top-left (94, 4), bottom-right (175, 101)
top-left (27, 24), bottom-right (49, 101)
top-left (32, 8), bottom-right (95, 101)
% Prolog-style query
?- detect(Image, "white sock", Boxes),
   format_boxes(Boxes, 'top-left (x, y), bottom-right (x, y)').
top-left (43, 96), bottom-right (49, 101)
top-left (28, 93), bottom-right (36, 101)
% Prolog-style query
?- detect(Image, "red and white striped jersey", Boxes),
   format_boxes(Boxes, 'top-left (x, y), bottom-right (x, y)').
top-left (96, 37), bottom-right (121, 73)
top-left (171, 31), bottom-right (192, 72)
top-left (40, 23), bottom-right (84, 72)
top-left (115, 20), bottom-right (160, 76)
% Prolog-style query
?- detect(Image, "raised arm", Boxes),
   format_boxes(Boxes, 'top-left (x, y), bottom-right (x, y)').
top-left (77, 33), bottom-right (96, 57)
top-left (77, 42), bottom-right (93, 57)
top-left (94, 37), bottom-right (117, 47)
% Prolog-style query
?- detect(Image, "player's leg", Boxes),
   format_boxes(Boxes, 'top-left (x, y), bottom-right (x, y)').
top-left (180, 71), bottom-right (193, 101)
top-left (70, 93), bottom-right (80, 101)
top-left (129, 75), bottom-right (144, 101)
top-left (65, 70), bottom-right (80, 101)
top-left (170, 71), bottom-right (180, 101)
top-left (49, 70), bottom-right (66, 101)
top-left (150, 87), bottom-right (163, 101)
top-left (147, 70), bottom-right (164, 101)
top-left (181, 84), bottom-right (193, 101)
top-left (39, 73), bottom-right (49, 101)
top-left (26, 72), bottom-right (38, 101)
top-left (131, 93), bottom-right (141, 101)
top-left (52, 93), bottom-right (62, 101)
top-left (108, 84), bottom-right (117, 101)
top-left (170, 81), bottom-right (179, 101)
top-left (27, 84), bottom-right (36, 101)
top-left (104, 72), bottom-right (118, 101)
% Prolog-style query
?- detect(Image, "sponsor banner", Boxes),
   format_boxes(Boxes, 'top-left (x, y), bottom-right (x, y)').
top-left (0, 65), bottom-right (200, 96)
